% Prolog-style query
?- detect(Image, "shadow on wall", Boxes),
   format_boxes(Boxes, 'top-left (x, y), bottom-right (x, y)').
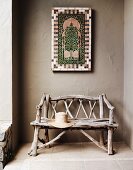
top-left (12, 0), bottom-right (24, 150)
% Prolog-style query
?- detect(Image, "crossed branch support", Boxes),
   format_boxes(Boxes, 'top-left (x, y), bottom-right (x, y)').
top-left (28, 127), bottom-right (113, 156)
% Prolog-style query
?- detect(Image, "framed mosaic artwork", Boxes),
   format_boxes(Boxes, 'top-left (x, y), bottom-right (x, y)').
top-left (51, 7), bottom-right (92, 71)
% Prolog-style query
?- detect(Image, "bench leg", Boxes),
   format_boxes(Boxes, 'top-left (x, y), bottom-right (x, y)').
top-left (28, 126), bottom-right (40, 156)
top-left (108, 127), bottom-right (113, 155)
top-left (99, 130), bottom-right (104, 146)
top-left (45, 129), bottom-right (50, 148)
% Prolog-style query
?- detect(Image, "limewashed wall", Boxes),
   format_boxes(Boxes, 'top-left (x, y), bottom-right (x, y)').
top-left (124, 0), bottom-right (133, 150)
top-left (18, 0), bottom-right (124, 142)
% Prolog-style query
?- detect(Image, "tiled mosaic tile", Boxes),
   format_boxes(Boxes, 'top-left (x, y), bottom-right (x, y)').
top-left (52, 7), bottom-right (92, 71)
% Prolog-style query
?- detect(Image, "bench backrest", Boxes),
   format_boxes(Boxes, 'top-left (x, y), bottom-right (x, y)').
top-left (42, 94), bottom-right (105, 119)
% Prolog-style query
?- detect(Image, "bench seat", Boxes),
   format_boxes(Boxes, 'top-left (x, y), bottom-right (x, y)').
top-left (30, 118), bottom-right (118, 129)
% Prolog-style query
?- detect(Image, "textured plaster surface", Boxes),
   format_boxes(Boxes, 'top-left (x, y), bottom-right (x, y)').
top-left (124, 0), bottom-right (133, 150)
top-left (0, 0), bottom-right (12, 121)
top-left (17, 0), bottom-right (124, 142)
top-left (9, 0), bottom-right (123, 142)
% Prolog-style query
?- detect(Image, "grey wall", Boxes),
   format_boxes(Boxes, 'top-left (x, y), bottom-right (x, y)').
top-left (124, 0), bottom-right (133, 150)
top-left (19, 0), bottom-right (124, 142)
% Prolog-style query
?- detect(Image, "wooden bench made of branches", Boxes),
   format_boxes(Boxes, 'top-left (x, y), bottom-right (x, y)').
top-left (28, 93), bottom-right (118, 156)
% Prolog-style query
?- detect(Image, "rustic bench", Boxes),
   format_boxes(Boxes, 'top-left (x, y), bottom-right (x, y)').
top-left (28, 93), bottom-right (118, 156)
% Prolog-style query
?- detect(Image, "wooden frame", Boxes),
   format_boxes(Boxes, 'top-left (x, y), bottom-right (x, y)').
top-left (51, 7), bottom-right (92, 71)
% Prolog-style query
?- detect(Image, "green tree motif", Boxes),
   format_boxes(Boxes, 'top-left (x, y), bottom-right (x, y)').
top-left (64, 23), bottom-right (79, 58)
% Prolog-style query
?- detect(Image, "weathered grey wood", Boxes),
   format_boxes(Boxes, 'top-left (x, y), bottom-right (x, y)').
top-left (35, 108), bottom-right (42, 123)
top-left (51, 102), bottom-right (57, 118)
top-left (45, 129), bottom-right (50, 148)
top-left (63, 99), bottom-right (74, 118)
top-left (38, 131), bottom-right (66, 149)
top-left (102, 94), bottom-right (114, 110)
top-left (108, 127), bottom-right (113, 155)
top-left (109, 109), bottom-right (114, 124)
top-left (75, 99), bottom-right (88, 118)
top-left (28, 127), bottom-right (40, 156)
top-left (43, 94), bottom-right (50, 118)
top-left (35, 93), bottom-right (46, 122)
top-left (51, 95), bottom-right (99, 101)
top-left (80, 100), bottom-right (89, 118)
top-left (99, 95), bottom-right (104, 146)
top-left (89, 101), bottom-right (96, 119)
top-left (99, 95), bottom-right (104, 118)
top-left (75, 100), bottom-right (82, 118)
top-left (45, 129), bottom-right (49, 142)
top-left (66, 100), bottom-right (73, 111)
top-left (29, 93), bottom-right (117, 156)
top-left (36, 93), bottom-right (46, 109)
top-left (99, 130), bottom-right (104, 146)
top-left (30, 118), bottom-right (118, 128)
top-left (64, 100), bottom-right (73, 118)
top-left (80, 130), bottom-right (107, 151)
top-left (102, 94), bottom-right (114, 125)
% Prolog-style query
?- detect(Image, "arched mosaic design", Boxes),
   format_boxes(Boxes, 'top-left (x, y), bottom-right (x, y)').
top-left (52, 8), bottom-right (92, 71)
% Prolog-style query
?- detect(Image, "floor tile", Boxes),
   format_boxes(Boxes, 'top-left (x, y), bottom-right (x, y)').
top-left (113, 143), bottom-right (133, 159)
top-left (51, 143), bottom-right (83, 161)
top-left (29, 161), bottom-right (84, 170)
top-left (81, 142), bottom-right (109, 160)
top-left (84, 160), bottom-right (121, 170)
top-left (14, 144), bottom-right (30, 160)
top-left (4, 142), bottom-right (133, 170)
top-left (117, 160), bottom-right (133, 170)
top-left (4, 160), bottom-right (24, 170)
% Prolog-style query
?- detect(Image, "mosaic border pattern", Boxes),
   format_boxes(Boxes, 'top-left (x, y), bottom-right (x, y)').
top-left (51, 7), bottom-right (92, 71)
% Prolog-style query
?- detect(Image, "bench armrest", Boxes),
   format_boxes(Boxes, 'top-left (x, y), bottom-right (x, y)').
top-left (102, 94), bottom-right (115, 124)
top-left (36, 93), bottom-right (46, 109)
top-left (35, 93), bottom-right (50, 122)
top-left (35, 93), bottom-right (46, 122)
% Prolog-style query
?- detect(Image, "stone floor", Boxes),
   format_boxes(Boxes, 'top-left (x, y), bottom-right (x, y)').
top-left (4, 142), bottom-right (133, 170)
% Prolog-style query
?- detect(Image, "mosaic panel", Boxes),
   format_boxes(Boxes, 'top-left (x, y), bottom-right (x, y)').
top-left (51, 7), bottom-right (92, 71)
